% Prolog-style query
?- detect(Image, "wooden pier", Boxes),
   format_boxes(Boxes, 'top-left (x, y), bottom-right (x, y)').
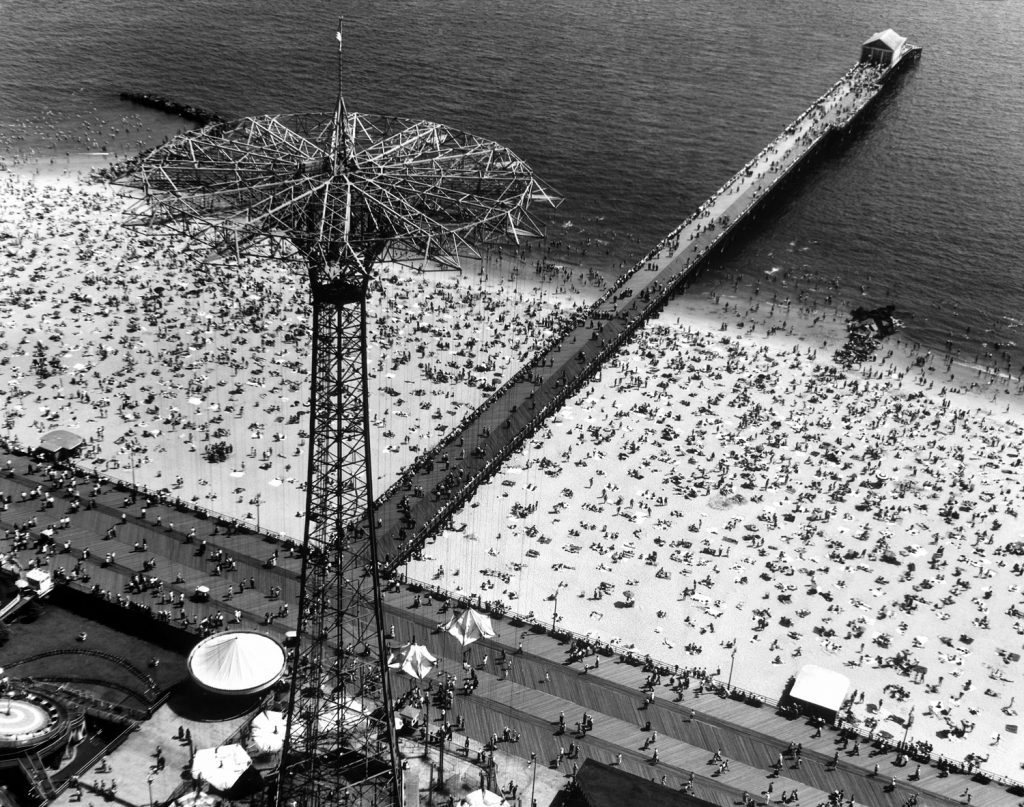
top-left (371, 45), bottom-right (922, 571)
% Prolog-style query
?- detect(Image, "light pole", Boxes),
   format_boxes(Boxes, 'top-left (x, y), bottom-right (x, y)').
top-left (530, 752), bottom-right (537, 807)
top-left (250, 492), bottom-right (263, 535)
top-left (727, 644), bottom-right (737, 690)
top-left (902, 705), bottom-right (915, 747)
top-left (437, 708), bottom-right (446, 792)
top-left (552, 589), bottom-right (559, 632)
top-left (422, 686), bottom-right (431, 759)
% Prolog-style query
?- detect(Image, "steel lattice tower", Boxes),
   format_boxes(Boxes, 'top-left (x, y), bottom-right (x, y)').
top-left (119, 29), bottom-right (556, 807)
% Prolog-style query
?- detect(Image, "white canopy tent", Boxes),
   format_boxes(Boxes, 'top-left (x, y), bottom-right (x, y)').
top-left (287, 696), bottom-right (380, 753)
top-left (191, 744), bottom-right (252, 791)
top-left (790, 664), bottom-right (851, 713)
top-left (445, 608), bottom-right (496, 648)
top-left (387, 643), bottom-right (437, 680)
top-left (460, 789), bottom-right (507, 807)
top-left (187, 631), bottom-right (287, 695)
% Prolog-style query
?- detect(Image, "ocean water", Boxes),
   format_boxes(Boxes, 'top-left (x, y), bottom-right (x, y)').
top-left (2, 0), bottom-right (1022, 371)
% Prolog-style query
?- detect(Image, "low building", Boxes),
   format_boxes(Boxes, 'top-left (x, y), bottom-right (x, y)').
top-left (789, 664), bottom-right (850, 722)
top-left (34, 430), bottom-right (84, 462)
top-left (861, 29), bottom-right (908, 67)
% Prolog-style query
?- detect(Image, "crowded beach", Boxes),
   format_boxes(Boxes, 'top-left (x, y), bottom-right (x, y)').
top-left (0, 169), bottom-right (596, 540)
top-left (405, 280), bottom-right (1024, 779)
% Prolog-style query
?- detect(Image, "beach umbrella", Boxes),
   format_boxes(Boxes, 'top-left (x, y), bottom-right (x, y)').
top-left (191, 744), bottom-right (252, 791)
top-left (445, 608), bottom-right (496, 648)
top-left (249, 710), bottom-right (286, 754)
top-left (387, 642), bottom-right (437, 680)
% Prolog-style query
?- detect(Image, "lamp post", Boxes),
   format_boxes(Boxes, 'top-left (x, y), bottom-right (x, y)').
top-left (422, 687), bottom-right (431, 759)
top-left (530, 752), bottom-right (537, 807)
top-left (902, 705), bottom-right (915, 748)
top-left (727, 644), bottom-right (737, 690)
top-left (552, 589), bottom-right (559, 632)
top-left (250, 492), bottom-right (263, 535)
top-left (437, 708), bottom-right (446, 793)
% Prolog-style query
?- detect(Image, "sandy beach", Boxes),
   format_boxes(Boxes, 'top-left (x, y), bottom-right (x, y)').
top-left (405, 279), bottom-right (1024, 779)
top-left (0, 169), bottom-right (599, 540)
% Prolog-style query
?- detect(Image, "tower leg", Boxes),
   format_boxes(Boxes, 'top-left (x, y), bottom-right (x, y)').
top-left (277, 297), bottom-right (400, 807)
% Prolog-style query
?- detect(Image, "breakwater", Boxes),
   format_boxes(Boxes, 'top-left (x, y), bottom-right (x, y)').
top-left (118, 91), bottom-right (224, 125)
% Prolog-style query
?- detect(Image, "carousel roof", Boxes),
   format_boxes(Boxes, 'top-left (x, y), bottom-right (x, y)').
top-left (187, 631), bottom-right (287, 695)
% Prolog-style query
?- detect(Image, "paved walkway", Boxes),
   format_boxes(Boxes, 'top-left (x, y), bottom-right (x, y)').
top-left (47, 705), bottom-right (252, 807)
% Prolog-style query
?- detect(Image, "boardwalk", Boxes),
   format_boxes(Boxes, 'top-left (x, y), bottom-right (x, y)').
top-left (2, 452), bottom-right (1017, 806)
top-left (370, 53), bottom-right (920, 572)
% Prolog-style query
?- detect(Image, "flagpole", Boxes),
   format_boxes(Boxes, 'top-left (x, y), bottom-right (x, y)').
top-left (332, 18), bottom-right (349, 162)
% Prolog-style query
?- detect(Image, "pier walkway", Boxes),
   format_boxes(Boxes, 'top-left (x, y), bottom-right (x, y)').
top-left (371, 55), bottom-right (918, 571)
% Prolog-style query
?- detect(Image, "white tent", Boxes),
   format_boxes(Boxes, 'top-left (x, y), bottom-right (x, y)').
top-left (187, 631), bottom-right (287, 695)
top-left (387, 643), bottom-right (437, 680)
top-left (445, 608), bottom-right (496, 648)
top-left (790, 664), bottom-right (850, 713)
top-left (287, 696), bottom-right (379, 752)
top-left (191, 744), bottom-right (252, 791)
top-left (460, 789), bottom-right (507, 807)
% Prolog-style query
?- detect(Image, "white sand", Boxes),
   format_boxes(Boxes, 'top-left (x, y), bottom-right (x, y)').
top-left (407, 283), bottom-right (1024, 779)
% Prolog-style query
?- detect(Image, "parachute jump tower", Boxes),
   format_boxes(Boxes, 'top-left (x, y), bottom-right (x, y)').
top-left (120, 27), bottom-right (556, 807)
